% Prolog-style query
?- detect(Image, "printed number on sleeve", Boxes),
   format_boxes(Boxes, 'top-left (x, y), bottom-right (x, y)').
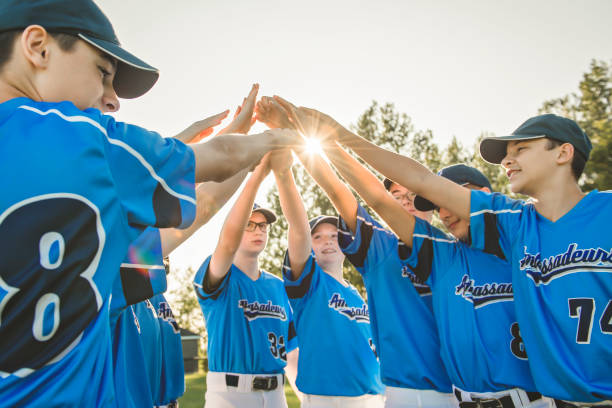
top-left (267, 332), bottom-right (287, 361)
top-left (0, 195), bottom-right (103, 376)
top-left (568, 298), bottom-right (612, 344)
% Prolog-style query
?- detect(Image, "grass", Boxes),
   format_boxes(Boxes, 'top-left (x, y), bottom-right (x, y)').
top-left (179, 371), bottom-right (301, 408)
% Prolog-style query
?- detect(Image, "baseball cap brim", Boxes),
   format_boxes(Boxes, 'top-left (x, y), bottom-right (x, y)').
top-left (309, 216), bottom-right (338, 233)
top-left (252, 207), bottom-right (277, 224)
top-left (79, 34), bottom-right (159, 99)
top-left (479, 134), bottom-right (545, 164)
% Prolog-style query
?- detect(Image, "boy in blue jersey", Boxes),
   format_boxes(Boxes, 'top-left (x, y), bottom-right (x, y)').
top-left (112, 85), bottom-right (262, 408)
top-left (268, 147), bottom-right (384, 407)
top-left (193, 156), bottom-right (299, 408)
top-left (275, 99), bottom-right (611, 406)
top-left (0, 0), bottom-right (296, 405)
top-left (257, 97), bottom-right (453, 407)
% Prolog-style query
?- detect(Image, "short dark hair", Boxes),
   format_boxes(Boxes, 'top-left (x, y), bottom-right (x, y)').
top-left (545, 138), bottom-right (586, 181)
top-left (0, 30), bottom-right (78, 73)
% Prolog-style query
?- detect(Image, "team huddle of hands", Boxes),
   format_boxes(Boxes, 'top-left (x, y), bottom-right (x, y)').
top-left (175, 83), bottom-right (347, 176)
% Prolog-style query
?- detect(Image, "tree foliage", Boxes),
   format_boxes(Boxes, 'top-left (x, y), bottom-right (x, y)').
top-left (539, 59), bottom-right (612, 191)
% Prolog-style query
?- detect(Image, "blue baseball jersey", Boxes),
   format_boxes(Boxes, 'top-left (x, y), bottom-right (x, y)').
top-left (283, 252), bottom-right (384, 396)
top-left (337, 205), bottom-right (451, 392)
top-left (111, 228), bottom-right (184, 407)
top-left (150, 293), bottom-right (185, 404)
top-left (194, 256), bottom-right (297, 374)
top-left (407, 218), bottom-right (537, 393)
top-left (112, 305), bottom-right (155, 408)
top-left (0, 98), bottom-right (195, 407)
top-left (469, 190), bottom-right (612, 402)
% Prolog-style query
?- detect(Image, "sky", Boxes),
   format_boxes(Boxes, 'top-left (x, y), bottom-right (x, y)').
top-left (100, 0), bottom-right (612, 279)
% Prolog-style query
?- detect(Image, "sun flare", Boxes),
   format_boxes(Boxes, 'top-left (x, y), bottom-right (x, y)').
top-left (303, 137), bottom-right (324, 156)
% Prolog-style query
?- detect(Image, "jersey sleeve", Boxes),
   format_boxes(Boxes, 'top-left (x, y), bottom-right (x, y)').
top-left (94, 111), bottom-right (196, 232)
top-left (285, 303), bottom-right (298, 353)
top-left (337, 204), bottom-right (401, 276)
top-left (404, 218), bottom-right (459, 286)
top-left (193, 255), bottom-right (231, 304)
top-left (111, 227), bottom-right (168, 313)
top-left (469, 190), bottom-right (525, 260)
top-left (282, 251), bottom-right (320, 306)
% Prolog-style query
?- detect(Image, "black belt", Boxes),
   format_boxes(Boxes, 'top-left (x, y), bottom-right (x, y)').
top-left (455, 389), bottom-right (542, 408)
top-left (225, 374), bottom-right (282, 391)
top-left (554, 401), bottom-right (612, 408)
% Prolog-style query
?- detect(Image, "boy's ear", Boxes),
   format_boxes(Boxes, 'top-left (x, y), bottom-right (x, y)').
top-left (20, 25), bottom-right (52, 69)
top-left (556, 142), bottom-right (575, 165)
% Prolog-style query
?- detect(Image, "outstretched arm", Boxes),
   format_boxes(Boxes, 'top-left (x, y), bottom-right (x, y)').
top-left (161, 84), bottom-right (262, 255)
top-left (191, 128), bottom-right (297, 183)
top-left (274, 96), bottom-right (471, 221)
top-left (206, 156), bottom-right (271, 287)
top-left (258, 97), bottom-right (358, 233)
top-left (325, 143), bottom-right (417, 247)
top-left (159, 169), bottom-right (248, 256)
top-left (173, 110), bottom-right (229, 144)
top-left (270, 150), bottom-right (311, 280)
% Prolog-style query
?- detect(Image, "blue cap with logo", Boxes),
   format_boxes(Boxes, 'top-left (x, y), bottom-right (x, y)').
top-left (413, 164), bottom-right (492, 211)
top-left (0, 0), bottom-right (159, 99)
top-left (479, 114), bottom-right (592, 164)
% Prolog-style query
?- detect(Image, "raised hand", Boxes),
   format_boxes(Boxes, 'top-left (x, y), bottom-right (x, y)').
top-left (218, 83), bottom-right (259, 135)
top-left (269, 148), bottom-right (294, 174)
top-left (255, 96), bottom-right (294, 129)
top-left (273, 96), bottom-right (344, 143)
top-left (173, 110), bottom-right (229, 143)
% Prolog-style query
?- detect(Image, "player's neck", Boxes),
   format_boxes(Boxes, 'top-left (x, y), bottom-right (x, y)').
top-left (321, 263), bottom-right (346, 286)
top-left (233, 252), bottom-right (261, 280)
top-left (531, 177), bottom-right (586, 222)
top-left (0, 63), bottom-right (41, 104)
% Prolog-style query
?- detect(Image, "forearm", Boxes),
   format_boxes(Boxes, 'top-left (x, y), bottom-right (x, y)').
top-left (326, 143), bottom-right (416, 247)
top-left (208, 169), bottom-right (267, 284)
top-left (191, 133), bottom-right (275, 183)
top-left (295, 150), bottom-right (358, 232)
top-left (338, 128), bottom-right (471, 220)
top-left (274, 169), bottom-right (311, 277)
top-left (160, 169), bottom-right (249, 256)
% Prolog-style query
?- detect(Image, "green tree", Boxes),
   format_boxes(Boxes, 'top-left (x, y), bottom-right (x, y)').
top-left (539, 59), bottom-right (612, 190)
top-left (167, 266), bottom-right (205, 336)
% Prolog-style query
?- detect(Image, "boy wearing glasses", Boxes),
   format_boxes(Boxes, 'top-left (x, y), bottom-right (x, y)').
top-left (193, 157), bottom-right (298, 408)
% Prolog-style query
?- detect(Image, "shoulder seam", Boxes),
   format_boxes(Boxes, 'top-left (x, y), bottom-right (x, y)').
top-left (18, 105), bottom-right (195, 206)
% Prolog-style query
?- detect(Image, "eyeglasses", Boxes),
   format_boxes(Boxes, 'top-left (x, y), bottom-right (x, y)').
top-left (391, 192), bottom-right (416, 204)
top-left (245, 221), bottom-right (268, 232)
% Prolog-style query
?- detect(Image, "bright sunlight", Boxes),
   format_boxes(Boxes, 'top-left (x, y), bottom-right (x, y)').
top-left (303, 137), bottom-right (324, 156)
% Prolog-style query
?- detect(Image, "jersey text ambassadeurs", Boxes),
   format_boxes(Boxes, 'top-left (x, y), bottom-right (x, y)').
top-left (455, 274), bottom-right (514, 307)
top-left (328, 293), bottom-right (370, 322)
top-left (519, 243), bottom-right (612, 285)
top-left (238, 299), bottom-right (288, 321)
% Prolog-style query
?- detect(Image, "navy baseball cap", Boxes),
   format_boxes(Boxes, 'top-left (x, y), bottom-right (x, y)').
top-left (0, 0), bottom-right (159, 99)
top-left (252, 203), bottom-right (277, 224)
top-left (414, 164), bottom-right (492, 211)
top-left (479, 114), bottom-right (592, 164)
top-left (309, 215), bottom-right (338, 233)
top-left (383, 178), bottom-right (394, 191)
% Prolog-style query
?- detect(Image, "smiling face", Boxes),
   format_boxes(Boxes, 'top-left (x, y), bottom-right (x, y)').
top-left (389, 182), bottom-right (432, 222)
top-left (501, 138), bottom-right (557, 195)
top-left (36, 36), bottom-right (120, 113)
top-left (238, 212), bottom-right (268, 256)
top-left (311, 222), bottom-right (345, 270)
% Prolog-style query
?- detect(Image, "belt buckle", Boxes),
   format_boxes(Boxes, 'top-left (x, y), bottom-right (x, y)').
top-left (252, 375), bottom-right (278, 391)
top-left (478, 398), bottom-right (504, 408)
